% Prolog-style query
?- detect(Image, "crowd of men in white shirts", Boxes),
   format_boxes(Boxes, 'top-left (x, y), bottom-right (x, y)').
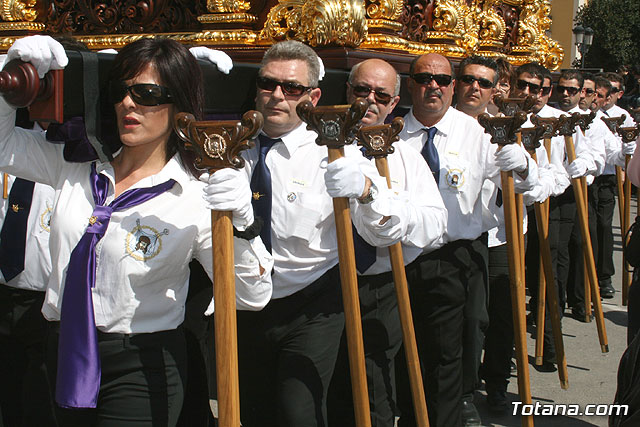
top-left (0, 38), bottom-right (638, 427)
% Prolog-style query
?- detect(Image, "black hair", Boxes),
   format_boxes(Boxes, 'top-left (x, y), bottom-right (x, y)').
top-left (109, 37), bottom-right (204, 176)
top-left (558, 70), bottom-right (584, 88)
top-left (458, 55), bottom-right (499, 84)
top-left (516, 62), bottom-right (544, 82)
top-left (594, 75), bottom-right (613, 96)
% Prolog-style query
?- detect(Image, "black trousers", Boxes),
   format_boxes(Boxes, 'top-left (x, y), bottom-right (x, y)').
top-left (0, 285), bottom-right (56, 427)
top-left (46, 324), bottom-right (187, 427)
top-left (551, 187), bottom-right (578, 310)
top-left (236, 266), bottom-right (344, 427)
top-left (462, 233), bottom-right (489, 401)
top-left (328, 270), bottom-right (402, 427)
top-left (397, 239), bottom-right (479, 427)
top-left (591, 174), bottom-right (617, 287)
top-left (481, 243), bottom-right (512, 392)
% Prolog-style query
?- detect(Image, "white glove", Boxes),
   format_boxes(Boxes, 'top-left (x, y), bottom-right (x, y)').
top-left (7, 35), bottom-right (68, 78)
top-left (201, 168), bottom-right (254, 229)
top-left (567, 158), bottom-right (588, 178)
top-left (495, 144), bottom-right (528, 173)
top-left (324, 156), bottom-right (366, 199)
top-left (622, 142), bottom-right (636, 156)
top-left (189, 46), bottom-right (233, 74)
top-left (97, 48), bottom-right (118, 55)
top-left (317, 56), bottom-right (325, 81)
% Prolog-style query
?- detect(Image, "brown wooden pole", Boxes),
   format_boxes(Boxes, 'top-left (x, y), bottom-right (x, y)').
top-left (581, 176), bottom-right (593, 321)
top-left (535, 246), bottom-right (546, 365)
top-left (623, 155), bottom-right (632, 306)
top-left (515, 133), bottom-right (526, 285)
top-left (327, 147), bottom-right (372, 427)
top-left (616, 166), bottom-right (626, 241)
top-left (501, 170), bottom-right (534, 427)
top-left (374, 157), bottom-right (430, 427)
top-left (564, 135), bottom-right (609, 352)
top-left (211, 210), bottom-right (241, 427)
top-left (3, 173), bottom-right (7, 199)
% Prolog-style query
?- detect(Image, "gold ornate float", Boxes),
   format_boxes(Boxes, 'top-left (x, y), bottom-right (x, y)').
top-left (0, 0), bottom-right (563, 69)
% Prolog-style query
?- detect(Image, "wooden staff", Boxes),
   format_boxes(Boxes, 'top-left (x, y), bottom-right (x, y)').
top-left (558, 113), bottom-right (608, 352)
top-left (3, 173), bottom-right (7, 199)
top-left (478, 112), bottom-right (533, 427)
top-left (515, 132), bottom-right (526, 288)
top-left (617, 125), bottom-right (640, 306)
top-left (357, 119), bottom-right (429, 426)
top-left (174, 111), bottom-right (263, 427)
top-left (297, 99), bottom-right (372, 427)
top-left (521, 121), bottom-right (569, 389)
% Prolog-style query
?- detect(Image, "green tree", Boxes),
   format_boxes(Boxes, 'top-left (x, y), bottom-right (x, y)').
top-left (575, 0), bottom-right (640, 70)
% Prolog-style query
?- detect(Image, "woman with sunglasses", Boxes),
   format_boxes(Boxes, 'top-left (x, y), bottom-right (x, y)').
top-left (0, 35), bottom-right (273, 426)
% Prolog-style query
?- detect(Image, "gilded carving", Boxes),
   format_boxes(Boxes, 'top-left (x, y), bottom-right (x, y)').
top-left (431, 0), bottom-right (459, 33)
top-left (261, 0), bottom-right (367, 47)
top-left (206, 0), bottom-right (250, 13)
top-left (478, 0), bottom-right (505, 45)
top-left (1, 0), bottom-right (38, 22)
top-left (365, 0), bottom-right (401, 21)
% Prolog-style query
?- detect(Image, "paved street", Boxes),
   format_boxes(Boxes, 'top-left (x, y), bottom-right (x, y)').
top-left (474, 195), bottom-right (635, 426)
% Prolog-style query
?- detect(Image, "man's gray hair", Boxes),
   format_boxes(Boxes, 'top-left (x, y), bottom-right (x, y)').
top-left (261, 40), bottom-right (321, 88)
top-left (348, 61), bottom-right (402, 96)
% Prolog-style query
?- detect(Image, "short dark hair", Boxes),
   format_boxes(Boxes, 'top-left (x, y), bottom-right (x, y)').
top-left (261, 40), bottom-right (321, 88)
top-left (594, 75), bottom-right (613, 96)
top-left (516, 62), bottom-right (544, 82)
top-left (409, 54), bottom-right (456, 79)
top-left (109, 37), bottom-right (204, 175)
top-left (458, 55), bottom-right (499, 84)
top-left (582, 71), bottom-right (596, 83)
top-left (558, 70), bottom-right (584, 88)
top-left (601, 71), bottom-right (625, 90)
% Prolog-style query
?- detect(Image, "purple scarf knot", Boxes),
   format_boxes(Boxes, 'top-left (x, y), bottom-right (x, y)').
top-left (56, 162), bottom-right (176, 409)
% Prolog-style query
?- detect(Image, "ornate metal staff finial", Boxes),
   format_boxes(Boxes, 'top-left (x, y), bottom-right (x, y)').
top-left (601, 115), bottom-right (626, 134)
top-left (296, 98), bottom-right (369, 148)
top-left (477, 111), bottom-right (528, 145)
top-left (530, 115), bottom-right (560, 140)
top-left (519, 125), bottom-right (546, 153)
top-left (173, 110), bottom-right (263, 172)
top-left (556, 113), bottom-right (582, 137)
top-left (617, 125), bottom-right (640, 144)
top-left (356, 117), bottom-right (404, 159)
top-left (492, 94), bottom-right (537, 116)
top-left (575, 110), bottom-right (596, 133)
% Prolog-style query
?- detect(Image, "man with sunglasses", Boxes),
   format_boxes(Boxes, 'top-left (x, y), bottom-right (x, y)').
top-left (584, 75), bottom-right (637, 302)
top-left (601, 72), bottom-right (632, 120)
top-left (233, 41), bottom-right (418, 427)
top-left (579, 72), bottom-right (598, 112)
top-left (329, 58), bottom-right (447, 427)
top-left (396, 53), bottom-right (539, 427)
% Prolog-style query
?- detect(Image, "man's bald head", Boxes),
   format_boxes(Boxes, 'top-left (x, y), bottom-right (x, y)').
top-left (347, 58), bottom-right (401, 125)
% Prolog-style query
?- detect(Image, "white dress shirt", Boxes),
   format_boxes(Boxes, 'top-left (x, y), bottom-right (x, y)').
top-left (241, 122), bottom-right (420, 297)
top-left (356, 139), bottom-right (447, 273)
top-left (0, 174), bottom-right (54, 291)
top-left (568, 105), bottom-right (606, 181)
top-left (400, 107), bottom-right (539, 246)
top-left (599, 104), bottom-right (635, 175)
top-left (0, 98), bottom-right (273, 334)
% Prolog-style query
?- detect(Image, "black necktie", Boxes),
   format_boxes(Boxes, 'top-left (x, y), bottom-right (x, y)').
top-left (421, 127), bottom-right (440, 184)
top-left (251, 134), bottom-right (278, 253)
top-left (495, 188), bottom-right (503, 208)
top-left (0, 177), bottom-right (35, 282)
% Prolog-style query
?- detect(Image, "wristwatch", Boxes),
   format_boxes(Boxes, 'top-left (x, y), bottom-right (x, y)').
top-left (358, 183), bottom-right (378, 204)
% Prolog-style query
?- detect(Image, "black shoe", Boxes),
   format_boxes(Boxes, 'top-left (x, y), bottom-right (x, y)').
top-left (461, 400), bottom-right (482, 426)
top-left (600, 284), bottom-right (615, 299)
top-left (534, 357), bottom-right (557, 373)
top-left (526, 312), bottom-right (536, 326)
top-left (486, 388), bottom-right (508, 414)
top-left (571, 305), bottom-right (593, 323)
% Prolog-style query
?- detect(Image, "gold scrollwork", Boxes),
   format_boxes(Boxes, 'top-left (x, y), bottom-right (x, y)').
top-left (365, 0), bottom-right (401, 21)
top-left (261, 0), bottom-right (367, 47)
top-left (1, 0), bottom-right (38, 22)
top-left (432, 0), bottom-right (461, 33)
top-left (206, 0), bottom-right (251, 13)
top-left (478, 0), bottom-right (505, 45)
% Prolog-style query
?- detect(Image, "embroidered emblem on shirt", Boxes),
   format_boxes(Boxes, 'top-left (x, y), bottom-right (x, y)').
top-left (40, 203), bottom-right (52, 232)
top-left (446, 168), bottom-right (465, 189)
top-left (125, 218), bottom-right (169, 261)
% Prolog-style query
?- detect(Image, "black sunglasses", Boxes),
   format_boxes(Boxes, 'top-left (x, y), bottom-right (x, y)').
top-left (516, 79), bottom-right (542, 93)
top-left (110, 82), bottom-right (173, 106)
top-left (583, 88), bottom-right (596, 95)
top-left (556, 85), bottom-right (581, 96)
top-left (610, 87), bottom-right (621, 94)
top-left (349, 84), bottom-right (393, 105)
top-left (541, 86), bottom-right (552, 96)
top-left (256, 75), bottom-right (312, 97)
top-left (411, 72), bottom-right (453, 87)
top-left (458, 74), bottom-right (495, 89)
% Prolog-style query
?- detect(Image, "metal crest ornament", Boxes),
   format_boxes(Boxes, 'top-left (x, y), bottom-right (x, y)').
top-left (601, 115), bottom-right (627, 135)
top-left (575, 111), bottom-right (596, 133)
top-left (617, 125), bottom-right (640, 144)
top-left (357, 117), bottom-right (404, 158)
top-left (530, 115), bottom-right (560, 140)
top-left (519, 125), bottom-right (545, 153)
top-left (629, 108), bottom-right (640, 125)
top-left (492, 94), bottom-right (536, 116)
top-left (173, 110), bottom-right (263, 172)
top-left (477, 111), bottom-right (527, 146)
top-left (296, 98), bottom-right (368, 149)
top-left (556, 113), bottom-right (582, 137)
